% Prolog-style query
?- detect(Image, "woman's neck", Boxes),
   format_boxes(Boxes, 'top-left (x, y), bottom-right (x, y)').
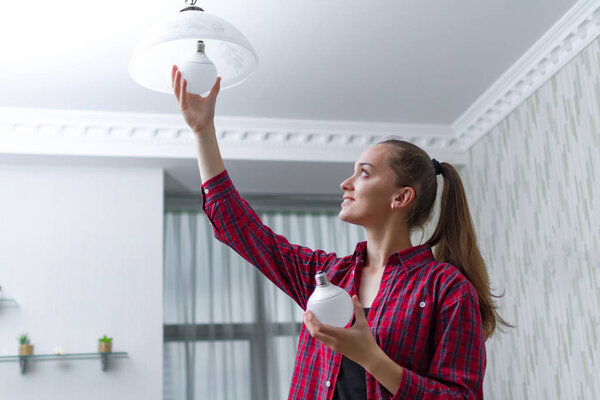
top-left (363, 223), bottom-right (412, 271)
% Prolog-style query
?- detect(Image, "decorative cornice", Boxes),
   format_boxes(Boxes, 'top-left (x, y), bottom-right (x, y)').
top-left (453, 0), bottom-right (600, 148)
top-left (0, 107), bottom-right (465, 164)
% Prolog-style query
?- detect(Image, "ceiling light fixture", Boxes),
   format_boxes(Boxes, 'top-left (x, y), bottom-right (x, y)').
top-left (129, 0), bottom-right (258, 95)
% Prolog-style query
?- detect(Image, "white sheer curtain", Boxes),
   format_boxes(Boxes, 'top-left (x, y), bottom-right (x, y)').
top-left (163, 208), bottom-right (366, 400)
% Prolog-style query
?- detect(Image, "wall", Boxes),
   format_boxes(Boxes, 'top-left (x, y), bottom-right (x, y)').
top-left (0, 165), bottom-right (164, 400)
top-left (463, 38), bottom-right (600, 399)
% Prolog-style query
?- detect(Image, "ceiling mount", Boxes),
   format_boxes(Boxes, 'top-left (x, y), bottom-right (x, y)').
top-left (182, 0), bottom-right (203, 12)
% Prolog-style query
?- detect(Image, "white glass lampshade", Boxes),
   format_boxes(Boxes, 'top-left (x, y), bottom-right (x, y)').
top-left (129, 3), bottom-right (258, 94)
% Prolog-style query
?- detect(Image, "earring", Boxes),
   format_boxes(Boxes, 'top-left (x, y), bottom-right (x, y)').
top-left (391, 204), bottom-right (396, 210)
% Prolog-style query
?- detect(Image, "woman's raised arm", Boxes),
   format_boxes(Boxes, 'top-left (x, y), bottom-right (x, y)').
top-left (171, 65), bottom-right (340, 308)
top-left (172, 65), bottom-right (225, 183)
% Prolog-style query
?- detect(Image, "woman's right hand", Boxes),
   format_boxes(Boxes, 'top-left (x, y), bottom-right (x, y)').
top-left (171, 65), bottom-right (221, 136)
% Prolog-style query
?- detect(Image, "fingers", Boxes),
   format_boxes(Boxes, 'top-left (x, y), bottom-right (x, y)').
top-left (171, 65), bottom-right (177, 88)
top-left (208, 76), bottom-right (221, 99)
top-left (303, 311), bottom-right (338, 347)
top-left (304, 311), bottom-right (327, 333)
top-left (351, 295), bottom-right (368, 327)
top-left (172, 67), bottom-right (182, 104)
top-left (303, 311), bottom-right (345, 336)
top-left (352, 295), bottom-right (365, 315)
top-left (179, 78), bottom-right (189, 109)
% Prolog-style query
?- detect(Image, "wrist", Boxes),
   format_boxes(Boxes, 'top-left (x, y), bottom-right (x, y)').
top-left (363, 345), bottom-right (379, 373)
top-left (193, 123), bottom-right (216, 139)
top-left (363, 345), bottom-right (390, 375)
top-left (362, 346), bottom-right (404, 396)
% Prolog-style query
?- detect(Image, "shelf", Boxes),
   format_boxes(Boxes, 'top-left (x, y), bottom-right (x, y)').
top-left (0, 298), bottom-right (18, 307)
top-left (0, 352), bottom-right (128, 374)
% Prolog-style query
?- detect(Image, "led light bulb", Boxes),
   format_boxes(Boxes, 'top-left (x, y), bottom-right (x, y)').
top-left (179, 40), bottom-right (217, 95)
top-left (306, 271), bottom-right (353, 328)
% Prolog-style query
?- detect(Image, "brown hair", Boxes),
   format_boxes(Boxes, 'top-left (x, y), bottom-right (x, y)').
top-left (380, 139), bottom-right (511, 339)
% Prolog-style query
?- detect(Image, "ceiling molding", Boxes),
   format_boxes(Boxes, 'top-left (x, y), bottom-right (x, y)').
top-left (453, 0), bottom-right (600, 148)
top-left (0, 107), bottom-right (465, 165)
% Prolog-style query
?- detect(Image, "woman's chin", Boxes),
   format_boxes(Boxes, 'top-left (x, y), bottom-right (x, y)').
top-left (338, 210), bottom-right (361, 225)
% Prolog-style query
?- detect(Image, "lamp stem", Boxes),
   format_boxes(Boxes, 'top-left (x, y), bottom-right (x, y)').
top-left (181, 5), bottom-right (204, 12)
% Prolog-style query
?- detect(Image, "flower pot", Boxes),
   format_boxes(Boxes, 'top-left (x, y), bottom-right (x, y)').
top-left (19, 344), bottom-right (33, 356)
top-left (98, 342), bottom-right (112, 353)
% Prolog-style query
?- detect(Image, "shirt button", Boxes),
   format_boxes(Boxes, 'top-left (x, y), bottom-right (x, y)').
top-left (326, 381), bottom-right (331, 388)
top-left (203, 188), bottom-right (209, 194)
top-left (419, 301), bottom-right (426, 308)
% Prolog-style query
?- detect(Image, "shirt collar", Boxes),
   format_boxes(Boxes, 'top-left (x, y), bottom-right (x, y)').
top-left (353, 241), bottom-right (435, 273)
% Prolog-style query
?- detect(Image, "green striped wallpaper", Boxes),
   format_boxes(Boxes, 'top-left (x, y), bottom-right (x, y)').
top-left (462, 37), bottom-right (600, 399)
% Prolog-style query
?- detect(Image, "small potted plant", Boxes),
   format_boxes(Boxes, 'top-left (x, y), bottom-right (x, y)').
top-left (18, 333), bottom-right (33, 356)
top-left (98, 335), bottom-right (112, 353)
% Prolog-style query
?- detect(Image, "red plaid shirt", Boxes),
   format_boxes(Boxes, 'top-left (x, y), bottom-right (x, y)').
top-left (202, 170), bottom-right (486, 399)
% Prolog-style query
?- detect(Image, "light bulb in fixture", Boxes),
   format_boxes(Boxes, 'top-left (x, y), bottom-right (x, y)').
top-left (179, 40), bottom-right (217, 95)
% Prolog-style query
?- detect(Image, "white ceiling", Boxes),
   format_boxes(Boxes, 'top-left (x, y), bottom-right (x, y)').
top-left (0, 0), bottom-right (587, 195)
top-left (0, 0), bottom-right (578, 122)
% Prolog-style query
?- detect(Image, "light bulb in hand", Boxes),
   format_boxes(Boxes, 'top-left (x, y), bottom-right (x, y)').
top-left (306, 271), bottom-right (353, 328)
top-left (179, 40), bottom-right (217, 95)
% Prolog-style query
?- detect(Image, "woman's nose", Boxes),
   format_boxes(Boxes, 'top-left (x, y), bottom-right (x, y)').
top-left (340, 176), bottom-right (353, 191)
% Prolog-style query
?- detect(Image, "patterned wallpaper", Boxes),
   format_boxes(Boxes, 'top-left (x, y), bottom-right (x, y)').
top-left (462, 38), bottom-right (600, 399)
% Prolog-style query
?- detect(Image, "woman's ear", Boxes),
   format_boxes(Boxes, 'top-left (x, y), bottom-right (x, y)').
top-left (392, 187), bottom-right (415, 209)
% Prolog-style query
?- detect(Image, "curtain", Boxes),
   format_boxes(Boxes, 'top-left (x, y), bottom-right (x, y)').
top-left (163, 208), bottom-right (366, 400)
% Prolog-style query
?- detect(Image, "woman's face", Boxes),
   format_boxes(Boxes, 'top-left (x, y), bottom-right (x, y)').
top-left (338, 144), bottom-right (402, 227)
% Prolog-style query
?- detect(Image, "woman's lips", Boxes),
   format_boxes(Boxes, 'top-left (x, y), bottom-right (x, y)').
top-left (341, 197), bottom-right (354, 206)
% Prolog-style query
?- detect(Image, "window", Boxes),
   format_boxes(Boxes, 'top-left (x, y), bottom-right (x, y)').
top-left (163, 203), bottom-right (365, 400)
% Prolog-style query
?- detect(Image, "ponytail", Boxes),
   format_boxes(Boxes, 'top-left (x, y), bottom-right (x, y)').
top-left (380, 139), bottom-right (512, 339)
top-left (426, 162), bottom-right (512, 339)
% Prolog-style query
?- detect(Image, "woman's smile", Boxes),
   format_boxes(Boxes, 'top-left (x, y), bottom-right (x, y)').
top-left (341, 196), bottom-right (355, 206)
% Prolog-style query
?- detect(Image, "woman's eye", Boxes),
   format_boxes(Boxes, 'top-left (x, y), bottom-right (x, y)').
top-left (360, 170), bottom-right (368, 177)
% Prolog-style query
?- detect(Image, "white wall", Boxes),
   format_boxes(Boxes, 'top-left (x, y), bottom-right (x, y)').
top-left (463, 38), bottom-right (600, 399)
top-left (0, 165), bottom-right (164, 400)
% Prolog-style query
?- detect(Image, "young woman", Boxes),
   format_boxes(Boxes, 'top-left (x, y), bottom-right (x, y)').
top-left (171, 67), bottom-right (508, 399)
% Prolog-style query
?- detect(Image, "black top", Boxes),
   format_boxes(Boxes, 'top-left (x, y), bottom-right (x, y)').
top-left (332, 308), bottom-right (370, 400)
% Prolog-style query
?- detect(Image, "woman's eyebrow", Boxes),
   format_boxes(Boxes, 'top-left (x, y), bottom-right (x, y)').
top-left (357, 162), bottom-right (375, 169)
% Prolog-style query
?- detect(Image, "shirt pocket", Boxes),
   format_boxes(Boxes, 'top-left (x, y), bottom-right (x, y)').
top-left (375, 292), bottom-right (435, 372)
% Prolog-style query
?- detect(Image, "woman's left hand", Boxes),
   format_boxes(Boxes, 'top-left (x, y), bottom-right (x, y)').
top-left (303, 295), bottom-right (379, 368)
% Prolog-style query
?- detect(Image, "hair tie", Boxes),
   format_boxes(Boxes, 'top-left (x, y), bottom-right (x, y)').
top-left (431, 159), bottom-right (442, 175)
